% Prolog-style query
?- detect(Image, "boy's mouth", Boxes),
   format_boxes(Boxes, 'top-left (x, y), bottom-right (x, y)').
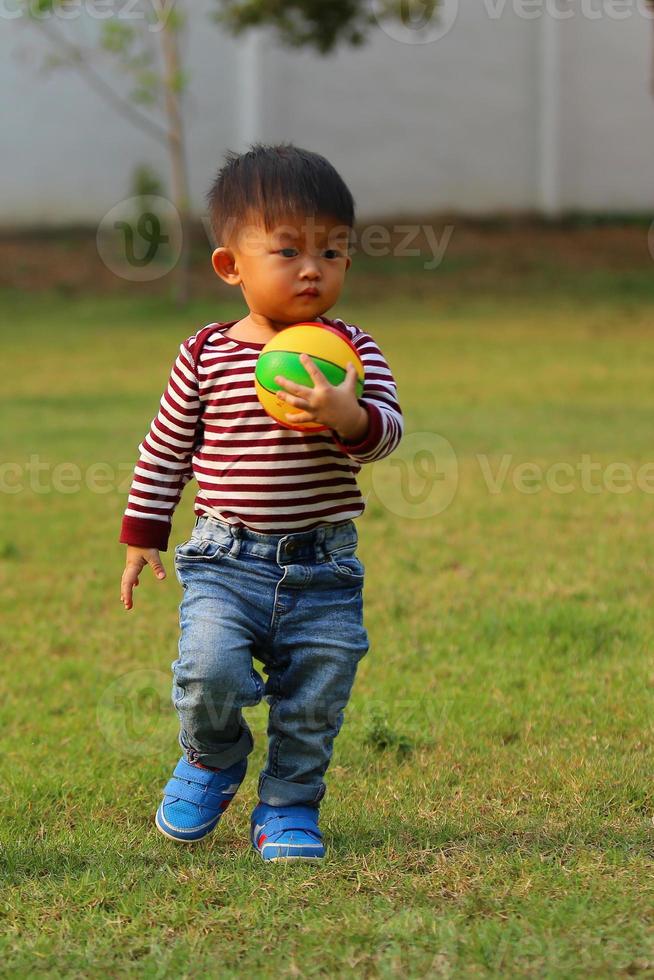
top-left (298, 288), bottom-right (320, 297)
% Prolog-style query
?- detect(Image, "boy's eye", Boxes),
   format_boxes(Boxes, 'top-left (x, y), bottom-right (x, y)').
top-left (276, 247), bottom-right (342, 259)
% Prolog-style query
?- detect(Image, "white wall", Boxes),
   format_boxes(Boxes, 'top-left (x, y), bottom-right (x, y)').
top-left (1, 0), bottom-right (653, 225)
top-left (0, 0), bottom-right (240, 225)
top-left (559, 9), bottom-right (654, 210)
top-left (258, 4), bottom-right (541, 216)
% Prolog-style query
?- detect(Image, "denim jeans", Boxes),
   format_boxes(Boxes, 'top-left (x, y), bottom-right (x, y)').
top-left (171, 514), bottom-right (370, 807)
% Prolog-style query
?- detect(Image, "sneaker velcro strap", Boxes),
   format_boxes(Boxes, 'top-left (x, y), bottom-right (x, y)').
top-left (258, 813), bottom-right (323, 842)
top-left (163, 777), bottom-right (224, 809)
top-left (172, 758), bottom-right (218, 786)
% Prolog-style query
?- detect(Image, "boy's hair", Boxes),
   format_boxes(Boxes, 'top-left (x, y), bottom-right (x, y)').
top-left (206, 142), bottom-right (356, 248)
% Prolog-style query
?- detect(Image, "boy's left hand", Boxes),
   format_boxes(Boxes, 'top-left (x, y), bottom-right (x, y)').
top-left (274, 354), bottom-right (369, 441)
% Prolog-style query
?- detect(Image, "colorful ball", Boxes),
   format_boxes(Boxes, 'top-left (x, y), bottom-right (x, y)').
top-left (254, 322), bottom-right (365, 431)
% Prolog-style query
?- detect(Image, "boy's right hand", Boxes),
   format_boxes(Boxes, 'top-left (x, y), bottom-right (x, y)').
top-left (121, 546), bottom-right (167, 611)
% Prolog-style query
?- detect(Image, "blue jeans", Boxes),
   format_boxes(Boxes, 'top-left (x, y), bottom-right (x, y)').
top-left (171, 514), bottom-right (370, 807)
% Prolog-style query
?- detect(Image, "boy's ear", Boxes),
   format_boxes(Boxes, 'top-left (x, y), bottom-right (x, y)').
top-left (211, 247), bottom-right (241, 285)
top-left (344, 255), bottom-right (352, 273)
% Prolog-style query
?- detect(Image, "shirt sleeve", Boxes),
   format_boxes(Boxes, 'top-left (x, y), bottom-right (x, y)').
top-left (118, 333), bottom-right (203, 552)
top-left (330, 326), bottom-right (404, 463)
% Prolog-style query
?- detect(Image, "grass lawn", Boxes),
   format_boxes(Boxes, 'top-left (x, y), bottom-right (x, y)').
top-left (1, 249), bottom-right (654, 976)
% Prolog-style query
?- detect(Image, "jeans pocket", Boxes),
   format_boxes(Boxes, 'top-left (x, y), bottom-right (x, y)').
top-left (328, 550), bottom-right (365, 583)
top-left (174, 536), bottom-right (230, 564)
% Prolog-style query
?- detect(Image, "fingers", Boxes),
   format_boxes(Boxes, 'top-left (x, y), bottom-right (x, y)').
top-left (274, 359), bottom-right (359, 428)
top-left (299, 353), bottom-right (328, 383)
top-left (120, 549), bottom-right (166, 611)
top-left (273, 374), bottom-right (308, 406)
top-left (275, 354), bottom-right (326, 396)
top-left (277, 390), bottom-right (312, 410)
top-left (146, 553), bottom-right (167, 580)
top-left (120, 565), bottom-right (140, 611)
top-left (274, 374), bottom-right (311, 399)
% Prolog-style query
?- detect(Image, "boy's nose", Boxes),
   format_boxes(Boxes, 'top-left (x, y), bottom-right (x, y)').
top-left (299, 258), bottom-right (321, 278)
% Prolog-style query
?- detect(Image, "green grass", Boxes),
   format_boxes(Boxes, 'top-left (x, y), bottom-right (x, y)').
top-left (2, 268), bottom-right (654, 977)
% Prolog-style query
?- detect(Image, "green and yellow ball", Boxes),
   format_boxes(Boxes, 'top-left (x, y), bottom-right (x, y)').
top-left (254, 322), bottom-right (365, 431)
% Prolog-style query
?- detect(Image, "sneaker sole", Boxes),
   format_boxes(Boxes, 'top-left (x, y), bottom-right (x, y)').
top-left (253, 842), bottom-right (326, 862)
top-left (155, 807), bottom-right (219, 844)
top-left (265, 855), bottom-right (325, 863)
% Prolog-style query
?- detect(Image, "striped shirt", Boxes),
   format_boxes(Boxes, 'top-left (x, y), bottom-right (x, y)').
top-left (119, 315), bottom-right (404, 550)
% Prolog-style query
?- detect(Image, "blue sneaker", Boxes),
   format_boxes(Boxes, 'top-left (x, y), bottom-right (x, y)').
top-left (250, 802), bottom-right (326, 862)
top-left (155, 756), bottom-right (247, 843)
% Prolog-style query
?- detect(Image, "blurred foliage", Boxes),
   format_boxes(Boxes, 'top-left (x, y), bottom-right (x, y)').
top-left (131, 165), bottom-right (166, 201)
top-left (213, 0), bottom-right (434, 53)
top-left (20, 1), bottom-right (184, 102)
top-left (214, 0), bottom-right (376, 52)
top-left (21, 0), bottom-right (421, 56)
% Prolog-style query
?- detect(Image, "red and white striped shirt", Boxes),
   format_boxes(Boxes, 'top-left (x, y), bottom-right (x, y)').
top-left (119, 315), bottom-right (403, 550)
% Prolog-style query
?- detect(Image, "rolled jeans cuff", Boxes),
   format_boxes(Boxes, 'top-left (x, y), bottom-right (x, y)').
top-left (257, 770), bottom-right (326, 807)
top-left (179, 723), bottom-right (254, 770)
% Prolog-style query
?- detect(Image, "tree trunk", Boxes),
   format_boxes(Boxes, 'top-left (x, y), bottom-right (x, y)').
top-left (160, 10), bottom-right (191, 307)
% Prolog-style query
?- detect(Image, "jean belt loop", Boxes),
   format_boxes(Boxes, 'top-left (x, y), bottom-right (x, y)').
top-left (230, 523), bottom-right (243, 558)
top-left (316, 525), bottom-right (327, 561)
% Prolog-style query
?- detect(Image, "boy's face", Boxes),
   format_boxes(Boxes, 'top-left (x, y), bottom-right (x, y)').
top-left (211, 213), bottom-right (352, 326)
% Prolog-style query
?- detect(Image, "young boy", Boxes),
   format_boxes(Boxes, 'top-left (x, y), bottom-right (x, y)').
top-left (119, 143), bottom-right (404, 862)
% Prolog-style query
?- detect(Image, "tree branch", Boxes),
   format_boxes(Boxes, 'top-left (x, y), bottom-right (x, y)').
top-left (33, 18), bottom-right (170, 147)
